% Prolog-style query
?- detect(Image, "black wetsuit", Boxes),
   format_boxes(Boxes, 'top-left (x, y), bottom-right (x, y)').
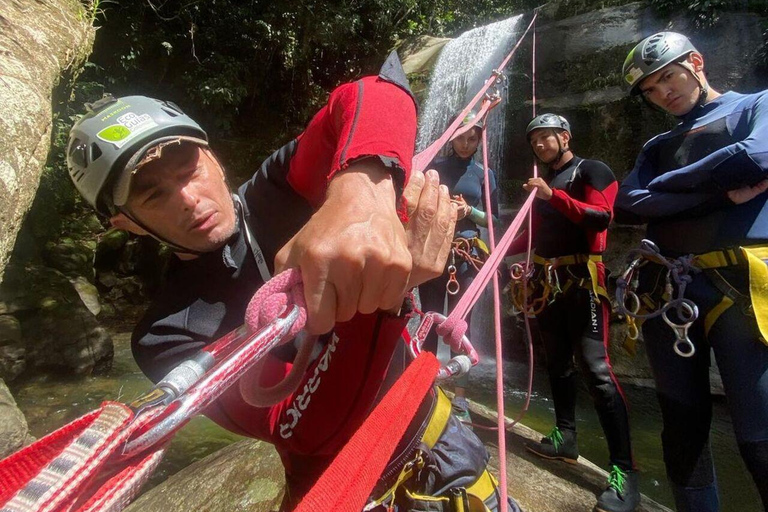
top-left (616, 90), bottom-right (768, 511)
top-left (510, 156), bottom-right (634, 471)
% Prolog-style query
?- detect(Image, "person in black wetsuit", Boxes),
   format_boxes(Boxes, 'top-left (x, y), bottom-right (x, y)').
top-left (617, 31), bottom-right (768, 511)
top-left (419, 111), bottom-right (500, 425)
top-left (508, 114), bottom-right (639, 512)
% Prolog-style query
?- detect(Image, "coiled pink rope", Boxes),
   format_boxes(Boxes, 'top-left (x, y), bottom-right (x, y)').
top-left (239, 268), bottom-right (314, 407)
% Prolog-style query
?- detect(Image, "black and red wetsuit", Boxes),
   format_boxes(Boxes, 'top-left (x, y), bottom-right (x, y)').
top-left (509, 155), bottom-right (634, 471)
top-left (131, 56), bottom-right (516, 511)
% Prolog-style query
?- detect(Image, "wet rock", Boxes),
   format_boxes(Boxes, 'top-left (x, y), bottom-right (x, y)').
top-left (0, 263), bottom-right (113, 378)
top-left (0, 379), bottom-right (32, 459)
top-left (125, 439), bottom-right (284, 512)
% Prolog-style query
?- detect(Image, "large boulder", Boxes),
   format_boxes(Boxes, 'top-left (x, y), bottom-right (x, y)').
top-left (125, 439), bottom-right (285, 512)
top-left (0, 263), bottom-right (113, 380)
top-left (0, 378), bottom-right (32, 459)
top-left (0, 0), bottom-right (95, 282)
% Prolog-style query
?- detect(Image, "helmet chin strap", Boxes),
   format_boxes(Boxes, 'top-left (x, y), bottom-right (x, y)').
top-left (118, 207), bottom-right (205, 256)
top-left (679, 60), bottom-right (710, 109)
top-left (542, 136), bottom-right (567, 167)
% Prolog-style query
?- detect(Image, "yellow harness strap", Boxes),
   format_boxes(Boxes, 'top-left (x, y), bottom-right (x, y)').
top-left (689, 245), bottom-right (768, 346)
top-left (532, 254), bottom-right (607, 302)
top-left (741, 247), bottom-right (768, 346)
top-left (367, 388), bottom-right (452, 508)
top-left (368, 389), bottom-right (500, 511)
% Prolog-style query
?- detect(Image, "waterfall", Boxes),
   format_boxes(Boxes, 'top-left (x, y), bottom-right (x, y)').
top-left (417, 15), bottom-right (525, 360)
top-left (417, 14), bottom-right (524, 173)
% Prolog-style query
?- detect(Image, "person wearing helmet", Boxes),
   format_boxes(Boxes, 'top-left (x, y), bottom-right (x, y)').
top-left (418, 110), bottom-right (500, 427)
top-left (507, 113), bottom-right (638, 512)
top-left (66, 54), bottom-right (520, 512)
top-left (616, 32), bottom-right (768, 511)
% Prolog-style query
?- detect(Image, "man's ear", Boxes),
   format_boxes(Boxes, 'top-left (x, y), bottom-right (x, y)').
top-left (559, 130), bottom-right (572, 149)
top-left (687, 52), bottom-right (705, 73)
top-left (109, 212), bottom-right (149, 236)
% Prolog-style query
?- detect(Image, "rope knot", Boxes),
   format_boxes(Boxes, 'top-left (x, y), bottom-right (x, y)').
top-left (244, 268), bottom-right (306, 339)
top-left (435, 316), bottom-right (468, 353)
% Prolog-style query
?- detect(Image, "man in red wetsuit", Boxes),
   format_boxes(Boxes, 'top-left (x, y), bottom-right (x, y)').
top-left (507, 114), bottom-right (638, 512)
top-left (66, 53), bottom-right (519, 511)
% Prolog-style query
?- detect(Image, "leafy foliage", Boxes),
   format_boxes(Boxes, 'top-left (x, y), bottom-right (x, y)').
top-left (650, 0), bottom-right (768, 28)
top-left (82, 0), bottom-right (538, 139)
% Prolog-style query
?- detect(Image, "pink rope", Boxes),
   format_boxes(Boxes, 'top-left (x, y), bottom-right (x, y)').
top-left (479, 114), bottom-right (510, 506)
top-left (244, 268), bottom-right (306, 338)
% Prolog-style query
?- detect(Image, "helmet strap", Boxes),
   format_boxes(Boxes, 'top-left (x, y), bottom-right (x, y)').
top-left (117, 207), bottom-right (204, 256)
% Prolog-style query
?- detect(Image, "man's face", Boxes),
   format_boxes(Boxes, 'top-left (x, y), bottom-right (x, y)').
top-left (638, 62), bottom-right (701, 116)
top-left (451, 128), bottom-right (481, 159)
top-left (124, 142), bottom-right (237, 253)
top-left (529, 129), bottom-right (564, 162)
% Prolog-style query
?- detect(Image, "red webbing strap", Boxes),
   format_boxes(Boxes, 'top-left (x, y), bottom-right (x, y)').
top-left (294, 352), bottom-right (440, 512)
top-left (0, 409), bottom-right (101, 505)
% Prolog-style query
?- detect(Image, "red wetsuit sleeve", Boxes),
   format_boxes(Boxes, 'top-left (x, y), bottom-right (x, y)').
top-left (287, 76), bottom-right (417, 209)
top-left (548, 167), bottom-right (618, 232)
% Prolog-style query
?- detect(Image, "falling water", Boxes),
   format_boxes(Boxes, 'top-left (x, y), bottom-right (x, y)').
top-left (417, 14), bottom-right (524, 173)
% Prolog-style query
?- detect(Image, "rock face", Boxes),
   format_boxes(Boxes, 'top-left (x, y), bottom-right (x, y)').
top-left (0, 0), bottom-right (95, 281)
top-left (0, 263), bottom-right (113, 381)
top-left (125, 440), bottom-right (285, 512)
top-left (0, 379), bottom-right (32, 459)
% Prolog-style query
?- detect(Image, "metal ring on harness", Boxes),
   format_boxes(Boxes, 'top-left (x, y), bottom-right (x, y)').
top-left (446, 265), bottom-right (460, 295)
top-left (122, 305), bottom-right (301, 457)
top-left (662, 301), bottom-right (698, 358)
top-left (408, 312), bottom-right (478, 382)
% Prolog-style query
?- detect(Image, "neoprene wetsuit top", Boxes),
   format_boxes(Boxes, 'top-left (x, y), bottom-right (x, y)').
top-left (615, 90), bottom-right (768, 254)
top-left (508, 156), bottom-right (617, 258)
top-left (429, 155), bottom-right (499, 238)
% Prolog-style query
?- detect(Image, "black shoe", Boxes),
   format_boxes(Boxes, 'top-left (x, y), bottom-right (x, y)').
top-left (595, 466), bottom-right (640, 512)
top-left (525, 426), bottom-right (579, 464)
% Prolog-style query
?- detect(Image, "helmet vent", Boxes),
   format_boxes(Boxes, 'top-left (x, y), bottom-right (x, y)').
top-left (90, 143), bottom-right (103, 161)
top-left (162, 102), bottom-right (184, 117)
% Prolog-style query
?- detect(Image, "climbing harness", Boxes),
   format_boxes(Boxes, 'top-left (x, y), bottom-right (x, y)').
top-left (444, 237), bottom-right (490, 296)
top-left (615, 239), bottom-right (700, 357)
top-left (509, 254), bottom-right (607, 317)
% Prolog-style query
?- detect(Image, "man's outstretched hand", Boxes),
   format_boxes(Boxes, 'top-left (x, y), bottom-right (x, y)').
top-left (275, 161), bottom-right (456, 335)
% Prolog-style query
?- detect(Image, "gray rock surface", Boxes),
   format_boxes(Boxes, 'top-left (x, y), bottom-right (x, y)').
top-left (0, 379), bottom-right (32, 458)
top-left (125, 439), bottom-right (285, 512)
top-left (0, 0), bottom-right (95, 282)
top-left (0, 263), bottom-right (113, 380)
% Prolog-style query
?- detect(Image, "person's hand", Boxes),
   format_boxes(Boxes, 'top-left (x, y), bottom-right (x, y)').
top-left (451, 194), bottom-right (471, 220)
top-left (523, 177), bottom-right (553, 200)
top-left (727, 179), bottom-right (768, 205)
top-left (275, 159), bottom-right (411, 334)
top-left (403, 169), bottom-right (457, 289)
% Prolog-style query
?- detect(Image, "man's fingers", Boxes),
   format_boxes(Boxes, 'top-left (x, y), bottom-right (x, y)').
top-left (303, 268), bottom-right (337, 335)
top-left (411, 169), bottom-right (440, 242)
top-left (403, 170), bottom-right (425, 219)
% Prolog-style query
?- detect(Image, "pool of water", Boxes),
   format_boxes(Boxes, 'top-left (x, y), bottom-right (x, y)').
top-left (466, 359), bottom-right (762, 511)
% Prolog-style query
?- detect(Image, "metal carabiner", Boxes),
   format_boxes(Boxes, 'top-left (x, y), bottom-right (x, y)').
top-left (122, 305), bottom-right (301, 457)
top-left (662, 301), bottom-right (698, 358)
top-left (446, 265), bottom-right (460, 295)
top-left (409, 312), bottom-right (479, 382)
